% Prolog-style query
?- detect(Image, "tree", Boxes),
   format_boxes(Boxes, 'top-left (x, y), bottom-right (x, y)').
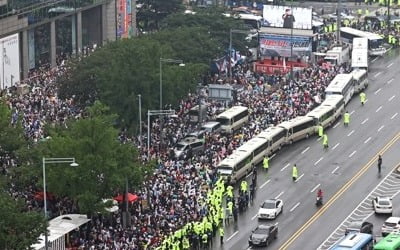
top-left (0, 188), bottom-right (46, 250)
top-left (24, 101), bottom-right (153, 215)
top-left (137, 0), bottom-right (184, 31)
top-left (0, 100), bottom-right (25, 154)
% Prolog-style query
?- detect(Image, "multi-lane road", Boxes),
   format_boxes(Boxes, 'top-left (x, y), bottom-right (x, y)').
top-left (211, 48), bottom-right (400, 250)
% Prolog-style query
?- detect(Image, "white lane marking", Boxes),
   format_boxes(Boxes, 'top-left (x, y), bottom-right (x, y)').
top-left (388, 78), bottom-right (394, 84)
top-left (392, 113), bottom-right (398, 119)
top-left (349, 151), bottom-right (357, 158)
top-left (275, 191), bottom-right (285, 199)
top-left (389, 95), bottom-right (396, 102)
top-left (251, 214), bottom-right (258, 220)
top-left (260, 179), bottom-right (270, 189)
top-left (271, 153), bottom-right (276, 159)
top-left (361, 118), bottom-right (368, 124)
top-left (246, 172), bottom-right (252, 178)
top-left (365, 99), bottom-right (368, 103)
top-left (295, 173), bottom-right (304, 183)
top-left (314, 157), bottom-right (323, 166)
top-left (301, 147), bottom-right (310, 154)
top-left (310, 183), bottom-right (321, 193)
top-left (387, 62), bottom-right (394, 68)
top-left (332, 143), bottom-right (340, 150)
top-left (371, 57), bottom-right (378, 62)
top-left (374, 72), bottom-right (382, 77)
top-left (332, 166), bottom-right (340, 174)
top-left (333, 122), bottom-right (340, 128)
top-left (350, 110), bottom-right (355, 115)
top-left (378, 125), bottom-right (385, 132)
top-left (374, 88), bottom-right (382, 95)
top-left (317, 136), bottom-right (322, 141)
top-left (281, 163), bottom-right (290, 172)
top-left (376, 106), bottom-right (382, 112)
top-left (364, 137), bottom-right (371, 144)
top-left (227, 231), bottom-right (239, 241)
top-left (347, 130), bottom-right (354, 136)
top-left (290, 202), bottom-right (300, 212)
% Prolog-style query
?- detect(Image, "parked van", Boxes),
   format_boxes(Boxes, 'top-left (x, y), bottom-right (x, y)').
top-left (200, 121), bottom-right (222, 133)
top-left (237, 137), bottom-right (269, 166)
top-left (217, 150), bottom-right (252, 184)
top-left (216, 106), bottom-right (249, 134)
top-left (174, 137), bottom-right (204, 159)
top-left (256, 126), bottom-right (286, 155)
top-left (278, 116), bottom-right (315, 144)
top-left (321, 94), bottom-right (345, 121)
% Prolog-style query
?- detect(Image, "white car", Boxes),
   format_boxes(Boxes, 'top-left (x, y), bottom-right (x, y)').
top-left (373, 197), bottom-right (393, 215)
top-left (258, 199), bottom-right (283, 220)
top-left (381, 217), bottom-right (400, 236)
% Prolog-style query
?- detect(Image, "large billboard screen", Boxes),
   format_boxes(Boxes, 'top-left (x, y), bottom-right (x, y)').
top-left (259, 34), bottom-right (312, 58)
top-left (0, 33), bottom-right (20, 89)
top-left (263, 5), bottom-right (312, 30)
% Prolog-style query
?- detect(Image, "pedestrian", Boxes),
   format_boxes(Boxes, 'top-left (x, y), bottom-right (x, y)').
top-left (343, 111), bottom-right (350, 127)
top-left (292, 164), bottom-right (298, 181)
top-left (263, 155), bottom-right (269, 171)
top-left (318, 123), bottom-right (324, 137)
top-left (219, 226), bottom-right (224, 245)
top-left (378, 155), bottom-right (382, 173)
top-left (323, 133), bottom-right (329, 149)
top-left (360, 91), bottom-right (366, 106)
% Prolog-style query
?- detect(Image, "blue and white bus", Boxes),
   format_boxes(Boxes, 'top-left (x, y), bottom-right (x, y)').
top-left (340, 27), bottom-right (386, 56)
top-left (330, 232), bottom-right (374, 250)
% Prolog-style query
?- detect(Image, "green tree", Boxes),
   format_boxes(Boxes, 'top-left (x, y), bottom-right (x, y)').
top-left (0, 188), bottom-right (46, 250)
top-left (137, 0), bottom-right (184, 31)
top-left (0, 100), bottom-right (25, 154)
top-left (25, 101), bottom-right (153, 215)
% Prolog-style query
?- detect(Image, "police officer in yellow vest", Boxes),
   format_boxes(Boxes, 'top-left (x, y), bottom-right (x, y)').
top-left (219, 227), bottom-right (224, 244)
top-left (240, 180), bottom-right (248, 193)
top-left (202, 232), bottom-right (208, 248)
top-left (360, 91), bottom-right (366, 105)
top-left (318, 123), bottom-right (324, 137)
top-left (323, 133), bottom-right (329, 149)
top-left (292, 164), bottom-right (298, 181)
top-left (263, 155), bottom-right (269, 171)
top-left (344, 111), bottom-right (350, 127)
top-left (182, 237), bottom-right (190, 249)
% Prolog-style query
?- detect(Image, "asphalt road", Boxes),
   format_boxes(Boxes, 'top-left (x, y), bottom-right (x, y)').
top-left (210, 49), bottom-right (400, 250)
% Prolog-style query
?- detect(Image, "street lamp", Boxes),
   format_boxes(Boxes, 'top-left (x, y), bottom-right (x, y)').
top-left (42, 157), bottom-right (78, 250)
top-left (147, 109), bottom-right (175, 159)
top-left (138, 94), bottom-right (142, 148)
top-left (229, 29), bottom-right (251, 79)
top-left (159, 58), bottom-right (185, 110)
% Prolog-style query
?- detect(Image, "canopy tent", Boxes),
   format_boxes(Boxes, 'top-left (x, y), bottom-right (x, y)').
top-left (113, 193), bottom-right (139, 203)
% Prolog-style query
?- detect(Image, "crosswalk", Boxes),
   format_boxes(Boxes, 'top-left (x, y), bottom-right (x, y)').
top-left (318, 171), bottom-right (400, 250)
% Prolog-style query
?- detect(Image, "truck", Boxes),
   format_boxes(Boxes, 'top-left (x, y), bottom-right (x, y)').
top-left (324, 45), bottom-right (351, 66)
top-left (351, 38), bottom-right (368, 70)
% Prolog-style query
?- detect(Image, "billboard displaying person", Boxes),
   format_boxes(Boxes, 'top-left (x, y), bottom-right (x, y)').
top-left (282, 8), bottom-right (295, 28)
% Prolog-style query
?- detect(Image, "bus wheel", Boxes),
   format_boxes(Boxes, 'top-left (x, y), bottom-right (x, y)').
top-left (306, 133), bottom-right (310, 139)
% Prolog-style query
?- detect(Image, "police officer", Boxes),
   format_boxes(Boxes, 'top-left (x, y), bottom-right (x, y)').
top-left (263, 155), bottom-right (269, 171)
top-left (344, 110), bottom-right (350, 127)
top-left (240, 180), bottom-right (248, 194)
top-left (219, 226), bottom-right (224, 245)
top-left (360, 91), bottom-right (366, 106)
top-left (318, 123), bottom-right (324, 137)
top-left (292, 164), bottom-right (298, 181)
top-left (323, 133), bottom-right (329, 149)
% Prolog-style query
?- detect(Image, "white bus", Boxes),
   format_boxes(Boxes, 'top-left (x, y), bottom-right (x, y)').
top-left (307, 105), bottom-right (337, 130)
top-left (216, 106), bottom-right (249, 134)
top-left (321, 95), bottom-right (345, 122)
top-left (278, 116), bottom-right (315, 144)
top-left (217, 150), bottom-right (253, 183)
top-left (351, 69), bottom-right (368, 93)
top-left (237, 137), bottom-right (270, 166)
top-left (256, 126), bottom-right (286, 155)
top-left (325, 73), bottom-right (355, 105)
top-left (340, 27), bottom-right (386, 56)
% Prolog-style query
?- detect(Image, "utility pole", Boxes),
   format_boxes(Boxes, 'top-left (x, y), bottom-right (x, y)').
top-left (337, 0), bottom-right (342, 45)
top-left (138, 94), bottom-right (142, 148)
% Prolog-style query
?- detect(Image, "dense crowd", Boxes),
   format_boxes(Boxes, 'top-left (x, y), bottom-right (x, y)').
top-left (0, 35), bottom-right (351, 249)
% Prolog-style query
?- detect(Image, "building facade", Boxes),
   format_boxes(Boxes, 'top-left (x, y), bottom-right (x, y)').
top-left (0, 0), bottom-right (127, 89)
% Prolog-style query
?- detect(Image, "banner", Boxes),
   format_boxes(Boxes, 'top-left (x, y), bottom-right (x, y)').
top-left (259, 34), bottom-right (312, 58)
top-left (263, 5), bottom-right (312, 30)
top-left (0, 33), bottom-right (20, 89)
top-left (28, 29), bottom-right (35, 69)
top-left (117, 0), bottom-right (132, 39)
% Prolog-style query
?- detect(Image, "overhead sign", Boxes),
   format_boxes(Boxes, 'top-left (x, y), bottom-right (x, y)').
top-left (0, 33), bottom-right (20, 89)
top-left (259, 34), bottom-right (312, 58)
top-left (263, 5), bottom-right (312, 30)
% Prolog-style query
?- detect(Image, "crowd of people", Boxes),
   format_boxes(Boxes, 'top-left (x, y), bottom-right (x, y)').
top-left (0, 34), bottom-right (352, 249)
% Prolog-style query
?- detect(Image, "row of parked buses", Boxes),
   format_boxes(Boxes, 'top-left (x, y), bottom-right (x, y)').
top-left (216, 69), bottom-right (369, 183)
